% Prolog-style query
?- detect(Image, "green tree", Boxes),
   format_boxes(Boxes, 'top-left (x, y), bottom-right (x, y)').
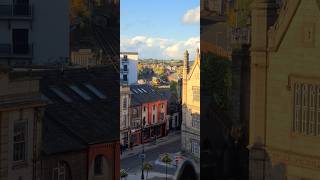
top-left (170, 81), bottom-right (178, 95)
top-left (202, 52), bottom-right (232, 121)
top-left (120, 169), bottom-right (128, 180)
top-left (143, 162), bottom-right (153, 180)
top-left (137, 63), bottom-right (144, 78)
top-left (153, 66), bottom-right (165, 76)
top-left (161, 153), bottom-right (172, 180)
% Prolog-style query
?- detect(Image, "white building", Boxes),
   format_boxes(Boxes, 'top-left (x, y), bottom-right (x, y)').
top-left (120, 52), bottom-right (138, 85)
top-left (0, 0), bottom-right (69, 66)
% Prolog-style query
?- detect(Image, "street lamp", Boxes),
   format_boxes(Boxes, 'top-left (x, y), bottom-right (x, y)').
top-left (141, 119), bottom-right (146, 180)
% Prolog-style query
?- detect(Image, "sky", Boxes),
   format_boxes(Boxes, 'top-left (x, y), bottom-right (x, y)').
top-left (120, 0), bottom-right (200, 60)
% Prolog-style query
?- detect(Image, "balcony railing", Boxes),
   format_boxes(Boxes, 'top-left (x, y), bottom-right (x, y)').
top-left (0, 44), bottom-right (33, 58)
top-left (0, 4), bottom-right (33, 19)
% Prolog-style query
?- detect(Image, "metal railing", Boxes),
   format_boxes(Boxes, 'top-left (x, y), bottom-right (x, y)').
top-left (0, 44), bottom-right (33, 57)
top-left (0, 4), bottom-right (33, 18)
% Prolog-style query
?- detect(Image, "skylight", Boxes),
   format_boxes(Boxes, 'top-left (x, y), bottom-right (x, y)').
top-left (132, 89), bottom-right (139, 94)
top-left (141, 88), bottom-right (147, 93)
top-left (84, 83), bottom-right (107, 99)
top-left (137, 88), bottom-right (144, 93)
top-left (50, 87), bottom-right (72, 102)
top-left (69, 85), bottom-right (92, 100)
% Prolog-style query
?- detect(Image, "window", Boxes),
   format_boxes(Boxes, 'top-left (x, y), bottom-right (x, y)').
top-left (153, 114), bottom-right (155, 123)
top-left (293, 81), bottom-right (320, 136)
top-left (192, 86), bottom-right (200, 102)
top-left (50, 87), bottom-right (72, 102)
top-left (52, 161), bottom-right (68, 180)
top-left (94, 155), bottom-right (103, 175)
top-left (191, 140), bottom-right (200, 156)
top-left (122, 114), bottom-right (127, 127)
top-left (84, 83), bottom-right (106, 99)
top-left (153, 105), bottom-right (155, 110)
top-left (132, 108), bottom-right (138, 118)
top-left (160, 113), bottom-right (165, 121)
top-left (124, 65), bottom-right (128, 71)
top-left (191, 114), bottom-right (200, 129)
top-left (143, 106), bottom-right (146, 112)
top-left (123, 74), bottom-right (128, 81)
top-left (123, 97), bottom-right (127, 109)
top-left (13, 121), bottom-right (27, 161)
top-left (69, 85), bottom-right (91, 100)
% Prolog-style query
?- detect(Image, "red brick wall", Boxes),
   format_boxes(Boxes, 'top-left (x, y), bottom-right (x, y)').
top-left (88, 141), bottom-right (120, 180)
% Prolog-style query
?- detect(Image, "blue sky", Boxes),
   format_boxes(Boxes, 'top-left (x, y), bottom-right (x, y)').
top-left (120, 0), bottom-right (200, 60)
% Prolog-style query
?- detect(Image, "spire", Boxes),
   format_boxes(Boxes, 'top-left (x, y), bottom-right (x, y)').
top-left (183, 50), bottom-right (189, 74)
top-left (195, 48), bottom-right (200, 63)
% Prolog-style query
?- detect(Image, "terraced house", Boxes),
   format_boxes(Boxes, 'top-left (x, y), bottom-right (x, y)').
top-left (128, 84), bottom-right (168, 146)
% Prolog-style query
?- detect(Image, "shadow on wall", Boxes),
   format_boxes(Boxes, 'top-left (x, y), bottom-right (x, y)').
top-left (249, 140), bottom-right (287, 180)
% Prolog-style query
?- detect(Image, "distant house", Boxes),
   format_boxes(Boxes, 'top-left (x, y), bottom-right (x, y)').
top-left (120, 52), bottom-right (138, 85)
top-left (158, 89), bottom-right (181, 130)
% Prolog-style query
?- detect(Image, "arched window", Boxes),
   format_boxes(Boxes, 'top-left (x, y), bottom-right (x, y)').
top-left (94, 155), bottom-right (104, 175)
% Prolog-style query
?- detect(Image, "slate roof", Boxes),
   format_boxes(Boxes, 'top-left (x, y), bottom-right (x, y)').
top-left (130, 84), bottom-right (167, 106)
top-left (15, 66), bottom-right (120, 155)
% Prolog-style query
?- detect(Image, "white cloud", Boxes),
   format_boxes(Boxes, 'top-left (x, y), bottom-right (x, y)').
top-left (182, 6), bottom-right (200, 24)
top-left (121, 36), bottom-right (199, 60)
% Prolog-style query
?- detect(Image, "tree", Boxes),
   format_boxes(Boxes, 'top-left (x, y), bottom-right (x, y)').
top-left (120, 169), bottom-right (128, 180)
top-left (143, 162), bottom-right (153, 180)
top-left (160, 153), bottom-right (172, 180)
top-left (153, 66), bottom-right (165, 76)
top-left (170, 81), bottom-right (178, 95)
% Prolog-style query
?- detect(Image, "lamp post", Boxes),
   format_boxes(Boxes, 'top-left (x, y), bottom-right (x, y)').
top-left (141, 119), bottom-right (146, 180)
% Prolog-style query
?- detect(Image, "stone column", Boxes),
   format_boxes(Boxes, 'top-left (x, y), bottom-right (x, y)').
top-left (249, 0), bottom-right (277, 179)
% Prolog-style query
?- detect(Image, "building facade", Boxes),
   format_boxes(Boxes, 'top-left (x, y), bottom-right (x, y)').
top-left (0, 68), bottom-right (45, 180)
top-left (120, 85), bottom-right (130, 148)
top-left (120, 52), bottom-right (138, 85)
top-left (129, 84), bottom-right (168, 146)
top-left (181, 49), bottom-right (200, 161)
top-left (249, 0), bottom-right (320, 179)
top-left (0, 0), bottom-right (69, 66)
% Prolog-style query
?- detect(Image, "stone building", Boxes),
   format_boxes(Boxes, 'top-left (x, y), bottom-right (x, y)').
top-left (0, 67), bottom-right (45, 180)
top-left (249, 0), bottom-right (320, 179)
top-left (181, 49), bottom-right (200, 161)
top-left (71, 49), bottom-right (104, 67)
top-left (120, 85), bottom-right (130, 148)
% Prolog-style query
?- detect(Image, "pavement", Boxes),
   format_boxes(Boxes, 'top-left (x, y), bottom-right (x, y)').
top-left (121, 131), bottom-right (182, 180)
top-left (120, 131), bottom-right (181, 160)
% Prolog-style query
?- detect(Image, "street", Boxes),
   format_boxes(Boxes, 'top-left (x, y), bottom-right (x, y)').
top-left (121, 133), bottom-right (181, 180)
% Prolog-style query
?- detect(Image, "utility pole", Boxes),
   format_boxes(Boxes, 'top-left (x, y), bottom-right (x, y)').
top-left (140, 119), bottom-right (146, 179)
